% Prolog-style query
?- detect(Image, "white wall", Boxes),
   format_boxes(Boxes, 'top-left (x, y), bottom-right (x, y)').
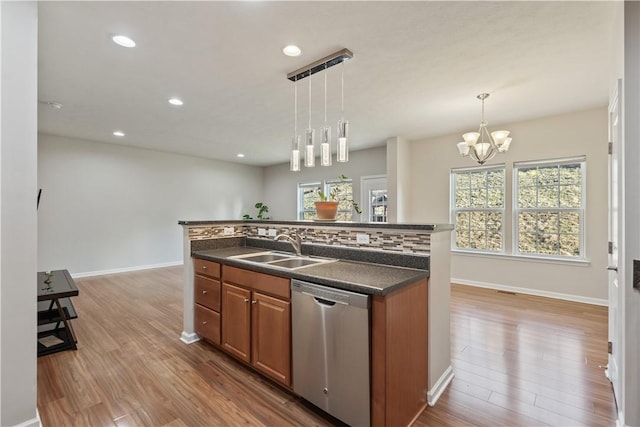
top-left (408, 108), bottom-right (609, 302)
top-left (262, 146), bottom-right (386, 220)
top-left (622, 3), bottom-right (640, 425)
top-left (386, 137), bottom-right (411, 223)
top-left (38, 134), bottom-right (263, 276)
top-left (0, 1), bottom-right (39, 426)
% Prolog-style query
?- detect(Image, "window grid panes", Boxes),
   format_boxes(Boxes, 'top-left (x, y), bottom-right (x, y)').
top-left (297, 180), bottom-right (356, 221)
top-left (451, 167), bottom-right (505, 252)
top-left (298, 182), bottom-right (321, 220)
top-left (514, 159), bottom-right (585, 258)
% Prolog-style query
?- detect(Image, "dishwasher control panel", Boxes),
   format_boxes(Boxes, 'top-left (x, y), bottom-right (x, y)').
top-left (291, 280), bottom-right (369, 308)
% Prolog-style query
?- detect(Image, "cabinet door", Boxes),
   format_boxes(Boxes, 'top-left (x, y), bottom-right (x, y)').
top-left (194, 304), bottom-right (220, 345)
top-left (221, 283), bottom-right (251, 363)
top-left (251, 291), bottom-right (291, 386)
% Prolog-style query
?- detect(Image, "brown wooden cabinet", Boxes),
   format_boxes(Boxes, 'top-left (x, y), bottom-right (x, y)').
top-left (251, 292), bottom-right (291, 385)
top-left (221, 283), bottom-right (251, 362)
top-left (193, 259), bottom-right (221, 345)
top-left (219, 265), bottom-right (292, 387)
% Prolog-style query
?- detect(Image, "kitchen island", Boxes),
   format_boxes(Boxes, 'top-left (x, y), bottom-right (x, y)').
top-left (179, 220), bottom-right (453, 426)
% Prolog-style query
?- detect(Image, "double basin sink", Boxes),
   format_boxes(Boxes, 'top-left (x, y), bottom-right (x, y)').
top-left (229, 251), bottom-right (336, 270)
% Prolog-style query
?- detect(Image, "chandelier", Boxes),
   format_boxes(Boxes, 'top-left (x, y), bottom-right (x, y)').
top-left (288, 48), bottom-right (353, 171)
top-left (456, 93), bottom-right (512, 165)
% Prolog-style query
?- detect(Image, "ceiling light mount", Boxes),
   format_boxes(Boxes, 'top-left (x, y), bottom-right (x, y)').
top-left (286, 48), bottom-right (352, 82)
top-left (456, 93), bottom-right (512, 165)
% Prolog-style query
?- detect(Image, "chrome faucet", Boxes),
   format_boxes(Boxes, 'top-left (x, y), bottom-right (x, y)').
top-left (274, 233), bottom-right (303, 256)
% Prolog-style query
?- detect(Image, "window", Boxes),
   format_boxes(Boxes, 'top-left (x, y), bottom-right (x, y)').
top-left (298, 182), bottom-right (322, 220)
top-left (514, 157), bottom-right (585, 258)
top-left (297, 179), bottom-right (356, 221)
top-left (451, 166), bottom-right (505, 252)
top-left (326, 178), bottom-right (355, 221)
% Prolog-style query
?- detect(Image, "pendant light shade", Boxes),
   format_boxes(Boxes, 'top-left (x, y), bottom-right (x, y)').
top-left (290, 77), bottom-right (300, 172)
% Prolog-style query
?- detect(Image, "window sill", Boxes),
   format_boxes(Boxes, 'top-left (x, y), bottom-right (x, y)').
top-left (451, 249), bottom-right (591, 267)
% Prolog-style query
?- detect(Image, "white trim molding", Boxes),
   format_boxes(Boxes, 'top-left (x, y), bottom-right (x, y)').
top-left (427, 365), bottom-right (454, 406)
top-left (180, 331), bottom-right (201, 344)
top-left (13, 409), bottom-right (41, 427)
top-left (71, 261), bottom-right (183, 278)
top-left (453, 278), bottom-right (607, 306)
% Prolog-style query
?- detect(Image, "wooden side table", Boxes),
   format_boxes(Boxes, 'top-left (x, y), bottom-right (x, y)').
top-left (37, 269), bottom-right (79, 356)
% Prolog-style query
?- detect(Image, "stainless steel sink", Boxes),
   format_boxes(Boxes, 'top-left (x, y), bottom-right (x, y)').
top-left (229, 251), bottom-right (335, 270)
top-left (269, 258), bottom-right (327, 269)
top-left (232, 252), bottom-right (295, 263)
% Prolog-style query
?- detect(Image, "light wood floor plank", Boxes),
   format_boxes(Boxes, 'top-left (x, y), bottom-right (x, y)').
top-left (37, 268), bottom-right (617, 426)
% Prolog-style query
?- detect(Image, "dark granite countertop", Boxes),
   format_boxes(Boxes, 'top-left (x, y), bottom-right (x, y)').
top-left (179, 219), bottom-right (453, 232)
top-left (193, 246), bottom-right (428, 296)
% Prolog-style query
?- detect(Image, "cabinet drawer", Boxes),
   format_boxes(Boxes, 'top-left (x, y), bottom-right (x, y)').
top-left (193, 258), bottom-right (220, 278)
top-left (195, 275), bottom-right (220, 311)
top-left (223, 265), bottom-right (290, 299)
top-left (195, 304), bottom-right (220, 345)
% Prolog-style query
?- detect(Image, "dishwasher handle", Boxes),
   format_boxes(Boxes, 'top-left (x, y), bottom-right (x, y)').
top-left (292, 280), bottom-right (369, 309)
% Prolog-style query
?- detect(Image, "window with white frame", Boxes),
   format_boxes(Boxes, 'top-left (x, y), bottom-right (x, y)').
top-left (514, 157), bottom-right (586, 258)
top-left (298, 182), bottom-right (322, 220)
top-left (451, 165), bottom-right (505, 252)
top-left (297, 178), bottom-right (356, 221)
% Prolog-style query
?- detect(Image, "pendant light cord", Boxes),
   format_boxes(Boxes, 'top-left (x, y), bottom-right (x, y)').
top-left (341, 62), bottom-right (345, 119)
top-left (294, 77), bottom-right (297, 135)
top-left (308, 72), bottom-right (312, 130)
top-left (324, 64), bottom-right (328, 124)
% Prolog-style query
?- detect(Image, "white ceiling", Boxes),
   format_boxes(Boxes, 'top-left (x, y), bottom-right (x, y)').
top-left (38, 1), bottom-right (616, 167)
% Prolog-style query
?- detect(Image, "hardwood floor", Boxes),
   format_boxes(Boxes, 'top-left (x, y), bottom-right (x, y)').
top-left (37, 268), bottom-right (617, 426)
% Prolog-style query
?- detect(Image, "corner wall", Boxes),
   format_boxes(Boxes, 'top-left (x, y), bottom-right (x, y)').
top-left (38, 134), bottom-right (264, 276)
top-left (0, 2), bottom-right (39, 425)
top-left (262, 146), bottom-right (386, 221)
top-left (408, 108), bottom-right (609, 302)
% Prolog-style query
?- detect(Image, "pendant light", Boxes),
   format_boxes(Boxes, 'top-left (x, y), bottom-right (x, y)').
top-left (456, 93), bottom-right (512, 165)
top-left (290, 77), bottom-right (300, 172)
top-left (304, 71), bottom-right (315, 168)
top-left (337, 61), bottom-right (349, 163)
top-left (320, 64), bottom-right (332, 166)
top-left (286, 48), bottom-right (353, 170)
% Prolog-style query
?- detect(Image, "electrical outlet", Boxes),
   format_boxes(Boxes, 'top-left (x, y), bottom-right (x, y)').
top-left (356, 233), bottom-right (370, 244)
top-left (258, 228), bottom-right (267, 236)
top-left (223, 227), bottom-right (234, 236)
top-left (268, 229), bottom-right (277, 237)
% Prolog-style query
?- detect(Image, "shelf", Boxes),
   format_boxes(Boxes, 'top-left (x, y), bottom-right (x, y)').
top-left (37, 298), bottom-right (77, 326)
top-left (37, 327), bottom-right (75, 357)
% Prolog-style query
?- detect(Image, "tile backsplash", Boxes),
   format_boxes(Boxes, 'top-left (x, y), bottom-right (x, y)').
top-left (188, 223), bottom-right (431, 254)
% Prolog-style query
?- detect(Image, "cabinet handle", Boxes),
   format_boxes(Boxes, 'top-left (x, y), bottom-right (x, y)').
top-left (202, 321), bottom-right (208, 325)
top-left (243, 298), bottom-right (249, 302)
top-left (251, 300), bottom-right (257, 304)
top-left (202, 265), bottom-right (207, 270)
top-left (202, 290), bottom-right (208, 294)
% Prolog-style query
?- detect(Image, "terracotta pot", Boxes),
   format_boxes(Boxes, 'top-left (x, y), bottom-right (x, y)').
top-left (314, 201), bottom-right (339, 220)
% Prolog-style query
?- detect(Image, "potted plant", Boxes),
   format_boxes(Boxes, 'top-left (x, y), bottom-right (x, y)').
top-left (315, 175), bottom-right (362, 220)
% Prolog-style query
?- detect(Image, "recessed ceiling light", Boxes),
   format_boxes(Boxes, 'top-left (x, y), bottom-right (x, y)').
top-left (112, 35), bottom-right (136, 48)
top-left (283, 45), bottom-right (302, 57)
top-left (236, 153), bottom-right (245, 158)
top-left (113, 131), bottom-right (125, 137)
top-left (168, 98), bottom-right (184, 106)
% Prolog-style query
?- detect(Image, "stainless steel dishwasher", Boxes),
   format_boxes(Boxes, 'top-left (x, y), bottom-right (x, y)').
top-left (291, 279), bottom-right (370, 427)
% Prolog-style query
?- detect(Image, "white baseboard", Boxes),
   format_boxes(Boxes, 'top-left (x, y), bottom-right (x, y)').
top-left (427, 365), bottom-right (454, 406)
top-left (452, 278), bottom-right (608, 307)
top-left (71, 261), bottom-right (183, 278)
top-left (13, 409), bottom-right (41, 427)
top-left (180, 331), bottom-right (200, 344)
